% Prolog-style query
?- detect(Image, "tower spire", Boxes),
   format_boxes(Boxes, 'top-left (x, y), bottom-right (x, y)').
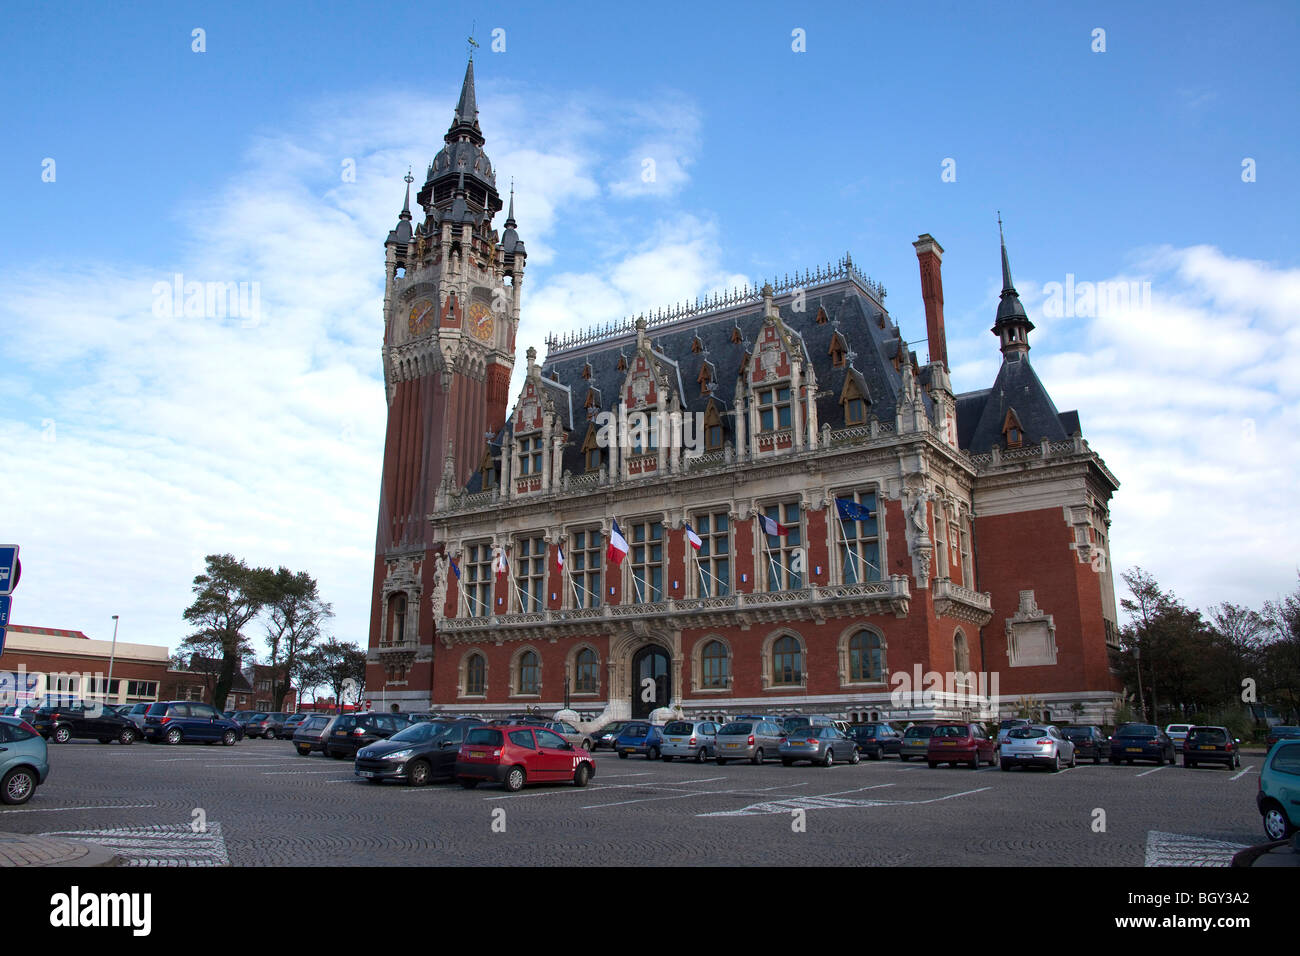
top-left (505, 179), bottom-right (516, 228)
top-left (452, 58), bottom-right (479, 133)
top-left (991, 214), bottom-right (1033, 357)
top-left (400, 167), bottom-right (413, 221)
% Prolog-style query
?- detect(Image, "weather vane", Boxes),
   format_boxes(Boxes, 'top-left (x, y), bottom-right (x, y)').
top-left (404, 167), bottom-right (413, 186)
top-left (467, 21), bottom-right (479, 59)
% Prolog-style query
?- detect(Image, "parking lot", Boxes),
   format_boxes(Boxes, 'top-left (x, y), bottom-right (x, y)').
top-left (0, 737), bottom-right (1267, 866)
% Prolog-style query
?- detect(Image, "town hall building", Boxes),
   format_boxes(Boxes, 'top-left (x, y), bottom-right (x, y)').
top-left (364, 59), bottom-right (1123, 726)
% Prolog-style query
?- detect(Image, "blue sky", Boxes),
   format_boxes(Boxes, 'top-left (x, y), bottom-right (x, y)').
top-left (2, 2), bottom-right (1298, 653)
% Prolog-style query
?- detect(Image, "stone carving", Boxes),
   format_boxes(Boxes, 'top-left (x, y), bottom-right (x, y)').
top-left (430, 552), bottom-right (449, 621)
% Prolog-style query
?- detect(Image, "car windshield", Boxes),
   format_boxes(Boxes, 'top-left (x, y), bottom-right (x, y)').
top-left (783, 717), bottom-right (810, 730)
top-left (664, 722), bottom-right (694, 735)
top-left (390, 721), bottom-right (447, 743)
top-left (466, 728), bottom-right (503, 746)
top-left (718, 723), bottom-right (752, 735)
top-left (1167, 725), bottom-right (1191, 733)
top-left (1062, 728), bottom-right (1090, 738)
top-left (1008, 727), bottom-right (1047, 739)
top-left (1116, 724), bottom-right (1158, 736)
top-left (904, 726), bottom-right (935, 738)
top-left (251, 713), bottom-right (268, 720)
top-left (932, 725), bottom-right (968, 737)
top-left (1000, 719), bottom-right (1027, 729)
top-left (622, 724), bottom-right (649, 737)
top-left (302, 718), bottom-right (328, 730)
top-left (1189, 728), bottom-right (1228, 743)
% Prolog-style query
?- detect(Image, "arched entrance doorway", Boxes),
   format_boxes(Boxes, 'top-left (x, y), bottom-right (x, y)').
top-left (631, 645), bottom-right (671, 719)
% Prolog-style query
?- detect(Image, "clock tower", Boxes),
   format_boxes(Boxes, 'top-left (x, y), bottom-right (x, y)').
top-left (367, 57), bottom-right (525, 705)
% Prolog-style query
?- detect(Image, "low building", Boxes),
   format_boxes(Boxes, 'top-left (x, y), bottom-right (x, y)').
top-left (0, 625), bottom-right (169, 706)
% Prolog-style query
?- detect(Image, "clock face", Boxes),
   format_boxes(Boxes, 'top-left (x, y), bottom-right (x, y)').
top-left (407, 298), bottom-right (435, 337)
top-left (469, 301), bottom-right (494, 342)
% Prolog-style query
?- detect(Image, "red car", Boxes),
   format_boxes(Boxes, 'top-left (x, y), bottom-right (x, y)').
top-left (927, 721), bottom-right (997, 768)
top-left (455, 724), bottom-right (596, 792)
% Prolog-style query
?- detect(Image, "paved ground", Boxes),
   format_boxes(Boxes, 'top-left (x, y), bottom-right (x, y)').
top-left (0, 738), bottom-right (1269, 866)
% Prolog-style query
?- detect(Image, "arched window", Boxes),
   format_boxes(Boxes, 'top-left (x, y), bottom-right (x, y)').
top-left (772, 635), bottom-right (803, 686)
top-left (701, 640), bottom-right (730, 689)
top-left (573, 648), bottom-right (599, 694)
top-left (517, 651), bottom-right (540, 695)
top-left (954, 630), bottom-right (971, 674)
top-left (849, 630), bottom-right (884, 682)
top-left (391, 594), bottom-right (407, 645)
top-left (465, 653), bottom-right (486, 696)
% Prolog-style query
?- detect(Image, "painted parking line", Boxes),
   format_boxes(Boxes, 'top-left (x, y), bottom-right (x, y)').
top-left (698, 784), bottom-right (989, 817)
top-left (0, 803), bottom-right (158, 815)
top-left (585, 781), bottom-right (821, 811)
top-left (486, 775), bottom-right (732, 802)
top-left (1136, 765), bottom-right (1168, 778)
top-left (1230, 765), bottom-right (1256, 782)
top-left (262, 769), bottom-right (354, 775)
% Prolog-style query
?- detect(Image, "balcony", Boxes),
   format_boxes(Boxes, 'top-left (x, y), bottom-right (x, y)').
top-left (437, 576), bottom-right (912, 644)
top-left (930, 578), bottom-right (994, 626)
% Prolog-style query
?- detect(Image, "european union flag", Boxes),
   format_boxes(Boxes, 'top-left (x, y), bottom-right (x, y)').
top-left (835, 498), bottom-right (874, 522)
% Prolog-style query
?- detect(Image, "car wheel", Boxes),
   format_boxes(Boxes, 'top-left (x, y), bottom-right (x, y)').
top-left (331, 749), bottom-right (346, 760)
top-left (850, 749), bottom-right (860, 765)
top-left (695, 748), bottom-right (706, 763)
top-left (900, 754), bottom-right (910, 762)
top-left (504, 766), bottom-right (526, 792)
top-left (98, 737), bottom-right (112, 744)
top-left (751, 748), bottom-right (763, 765)
top-left (458, 778), bottom-right (478, 789)
top-left (618, 751), bottom-right (628, 760)
top-left (407, 760), bottom-right (431, 787)
top-left (1125, 759), bottom-right (1133, 765)
top-left (165, 727), bottom-right (183, 745)
top-left (928, 761), bottom-right (938, 769)
top-left (1068, 750), bottom-right (1076, 768)
top-left (54, 726), bottom-right (71, 744)
top-left (1094, 753), bottom-right (1101, 765)
top-left (1000, 759), bottom-right (1012, 772)
top-left (1050, 754), bottom-right (1061, 773)
top-left (1234, 754), bottom-right (1241, 769)
top-left (1, 767), bottom-right (37, 806)
top-left (781, 759), bottom-right (793, 767)
top-left (869, 749), bottom-right (882, 761)
top-left (1262, 802), bottom-right (1294, 841)
top-left (1109, 757), bottom-right (1119, 765)
top-left (823, 749), bottom-right (835, 767)
top-left (266, 730), bottom-right (276, 740)
top-left (716, 758), bottom-right (727, 766)
top-left (119, 729), bottom-right (136, 745)
top-left (969, 752), bottom-right (980, 769)
top-left (297, 746), bottom-right (311, 756)
top-left (573, 763), bottom-right (591, 787)
top-left (648, 747), bottom-right (661, 760)
top-left (662, 755), bottom-right (673, 762)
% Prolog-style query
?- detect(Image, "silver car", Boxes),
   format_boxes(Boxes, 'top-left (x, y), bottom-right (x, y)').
top-left (715, 719), bottom-right (785, 765)
top-left (1000, 725), bottom-right (1076, 772)
top-left (121, 702), bottom-right (151, 732)
top-left (779, 726), bottom-right (861, 766)
top-left (541, 720), bottom-right (593, 752)
top-left (1165, 723), bottom-right (1193, 754)
top-left (660, 720), bottom-right (720, 762)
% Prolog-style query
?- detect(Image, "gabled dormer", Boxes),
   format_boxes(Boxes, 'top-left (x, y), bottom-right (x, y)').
top-left (747, 283), bottom-right (818, 455)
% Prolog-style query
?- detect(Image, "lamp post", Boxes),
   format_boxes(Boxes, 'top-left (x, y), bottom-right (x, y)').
top-left (107, 615), bottom-right (120, 705)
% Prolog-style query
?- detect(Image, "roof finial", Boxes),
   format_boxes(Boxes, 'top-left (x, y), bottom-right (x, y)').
top-left (467, 20), bottom-right (479, 60)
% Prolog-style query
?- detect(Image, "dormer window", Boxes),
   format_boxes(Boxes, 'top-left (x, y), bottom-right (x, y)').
top-left (757, 386), bottom-right (792, 433)
top-left (581, 424), bottom-right (602, 473)
top-left (1002, 408), bottom-right (1024, 449)
top-left (815, 306), bottom-right (829, 325)
top-left (703, 400), bottom-right (724, 451)
top-left (840, 373), bottom-right (869, 425)
top-left (517, 434), bottom-right (543, 475)
top-left (691, 335), bottom-right (703, 354)
top-left (829, 335), bottom-right (846, 368)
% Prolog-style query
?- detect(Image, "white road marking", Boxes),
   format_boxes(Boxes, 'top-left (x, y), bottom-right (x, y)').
top-left (1, 803), bottom-right (158, 814)
top-left (1230, 765), bottom-right (1256, 781)
top-left (1136, 765), bottom-right (1167, 777)
top-left (485, 775), bottom-right (732, 801)
top-left (585, 781), bottom-right (821, 811)
top-left (698, 785), bottom-right (988, 817)
top-left (1144, 830), bottom-right (1247, 867)
top-left (261, 769), bottom-right (353, 775)
top-left (40, 822), bottom-right (230, 867)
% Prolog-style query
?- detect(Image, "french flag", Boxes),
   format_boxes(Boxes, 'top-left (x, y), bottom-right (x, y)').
top-left (556, 544), bottom-right (565, 570)
top-left (758, 514), bottom-right (789, 537)
top-left (494, 547), bottom-right (509, 578)
top-left (684, 523), bottom-right (702, 551)
top-left (607, 519), bottom-right (629, 566)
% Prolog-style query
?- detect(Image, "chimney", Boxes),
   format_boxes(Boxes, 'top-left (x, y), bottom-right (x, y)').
top-left (913, 234), bottom-right (947, 370)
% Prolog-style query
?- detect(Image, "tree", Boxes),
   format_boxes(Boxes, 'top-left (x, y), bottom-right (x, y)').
top-left (304, 639), bottom-right (368, 714)
top-left (1263, 577), bottom-right (1300, 721)
top-left (182, 554), bottom-right (275, 710)
top-left (262, 568), bottom-right (333, 711)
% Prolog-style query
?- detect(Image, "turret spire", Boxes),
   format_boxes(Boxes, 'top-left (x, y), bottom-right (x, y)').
top-left (400, 167), bottom-right (413, 221)
top-left (451, 58), bottom-right (479, 136)
top-left (505, 179), bottom-right (516, 228)
top-left (991, 214), bottom-right (1033, 357)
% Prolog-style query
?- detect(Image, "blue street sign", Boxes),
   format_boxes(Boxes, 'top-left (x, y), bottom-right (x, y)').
top-left (0, 545), bottom-right (18, 595)
top-left (0, 596), bottom-right (10, 654)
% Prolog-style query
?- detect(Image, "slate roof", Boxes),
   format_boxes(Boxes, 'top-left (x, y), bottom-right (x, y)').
top-left (956, 352), bottom-right (1073, 454)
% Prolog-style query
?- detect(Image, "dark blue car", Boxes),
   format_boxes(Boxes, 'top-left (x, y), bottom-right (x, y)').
top-left (614, 721), bottom-right (665, 759)
top-left (142, 701), bottom-right (243, 745)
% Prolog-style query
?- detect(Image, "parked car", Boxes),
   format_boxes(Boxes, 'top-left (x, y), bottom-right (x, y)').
top-left (142, 701), bottom-right (243, 745)
top-left (1109, 723), bottom-right (1176, 765)
top-left (782, 715), bottom-right (851, 735)
top-left (120, 702), bottom-right (152, 732)
top-left (1257, 739), bottom-right (1300, 840)
top-left (927, 722), bottom-right (998, 768)
top-left (322, 713), bottom-right (406, 760)
top-left (714, 719), bottom-right (785, 765)
top-left (589, 721), bottom-right (630, 751)
top-left (1000, 725), bottom-right (1076, 772)
top-left (779, 726), bottom-right (861, 766)
top-left (1060, 725), bottom-right (1108, 764)
top-left (279, 713), bottom-right (315, 739)
top-left (1165, 723), bottom-right (1194, 754)
top-left (1264, 726), bottom-right (1300, 748)
top-left (455, 725), bottom-right (596, 792)
top-left (899, 723), bottom-right (939, 761)
top-left (996, 718), bottom-right (1033, 748)
top-left (1182, 726), bottom-right (1241, 769)
top-left (355, 719), bottom-right (484, 786)
top-left (849, 722), bottom-right (903, 760)
top-left (293, 714), bottom-right (338, 755)
top-left (661, 720), bottom-right (720, 762)
top-left (0, 716), bottom-right (49, 805)
top-left (614, 722), bottom-right (666, 759)
top-left (541, 719), bottom-right (593, 752)
top-left (33, 701), bottom-right (139, 745)
top-left (241, 712), bottom-right (288, 740)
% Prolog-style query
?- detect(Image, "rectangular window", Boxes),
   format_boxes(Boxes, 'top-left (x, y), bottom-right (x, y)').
top-left (762, 502), bottom-right (803, 592)
top-left (126, 680), bottom-right (157, 699)
top-left (757, 387), bottom-right (792, 433)
top-left (845, 398), bottom-right (866, 424)
top-left (692, 511), bottom-right (730, 597)
top-left (933, 501), bottom-right (947, 579)
top-left (629, 519), bottom-right (664, 603)
top-left (960, 520), bottom-right (973, 589)
top-left (517, 435), bottom-right (543, 476)
top-left (464, 542), bottom-right (494, 618)
top-left (514, 535), bottom-right (546, 612)
top-left (837, 489), bottom-right (881, 584)
top-left (570, 530), bottom-right (603, 609)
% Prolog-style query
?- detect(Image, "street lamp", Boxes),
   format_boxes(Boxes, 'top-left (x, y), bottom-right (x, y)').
top-left (107, 615), bottom-right (120, 705)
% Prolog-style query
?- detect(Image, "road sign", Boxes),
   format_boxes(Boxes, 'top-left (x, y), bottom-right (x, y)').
top-left (0, 545), bottom-right (18, 595)
top-left (0, 595), bottom-right (10, 655)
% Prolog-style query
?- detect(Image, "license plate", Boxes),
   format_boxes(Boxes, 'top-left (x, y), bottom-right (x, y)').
top-left (670, 738), bottom-right (683, 743)
top-left (470, 751), bottom-right (486, 758)
top-left (725, 743), bottom-right (741, 749)
top-left (1199, 745), bottom-right (1217, 750)
top-left (1125, 747), bottom-right (1143, 752)
top-left (358, 770), bottom-right (376, 778)
top-left (942, 742), bottom-right (957, 746)
top-left (335, 730), bottom-right (347, 735)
